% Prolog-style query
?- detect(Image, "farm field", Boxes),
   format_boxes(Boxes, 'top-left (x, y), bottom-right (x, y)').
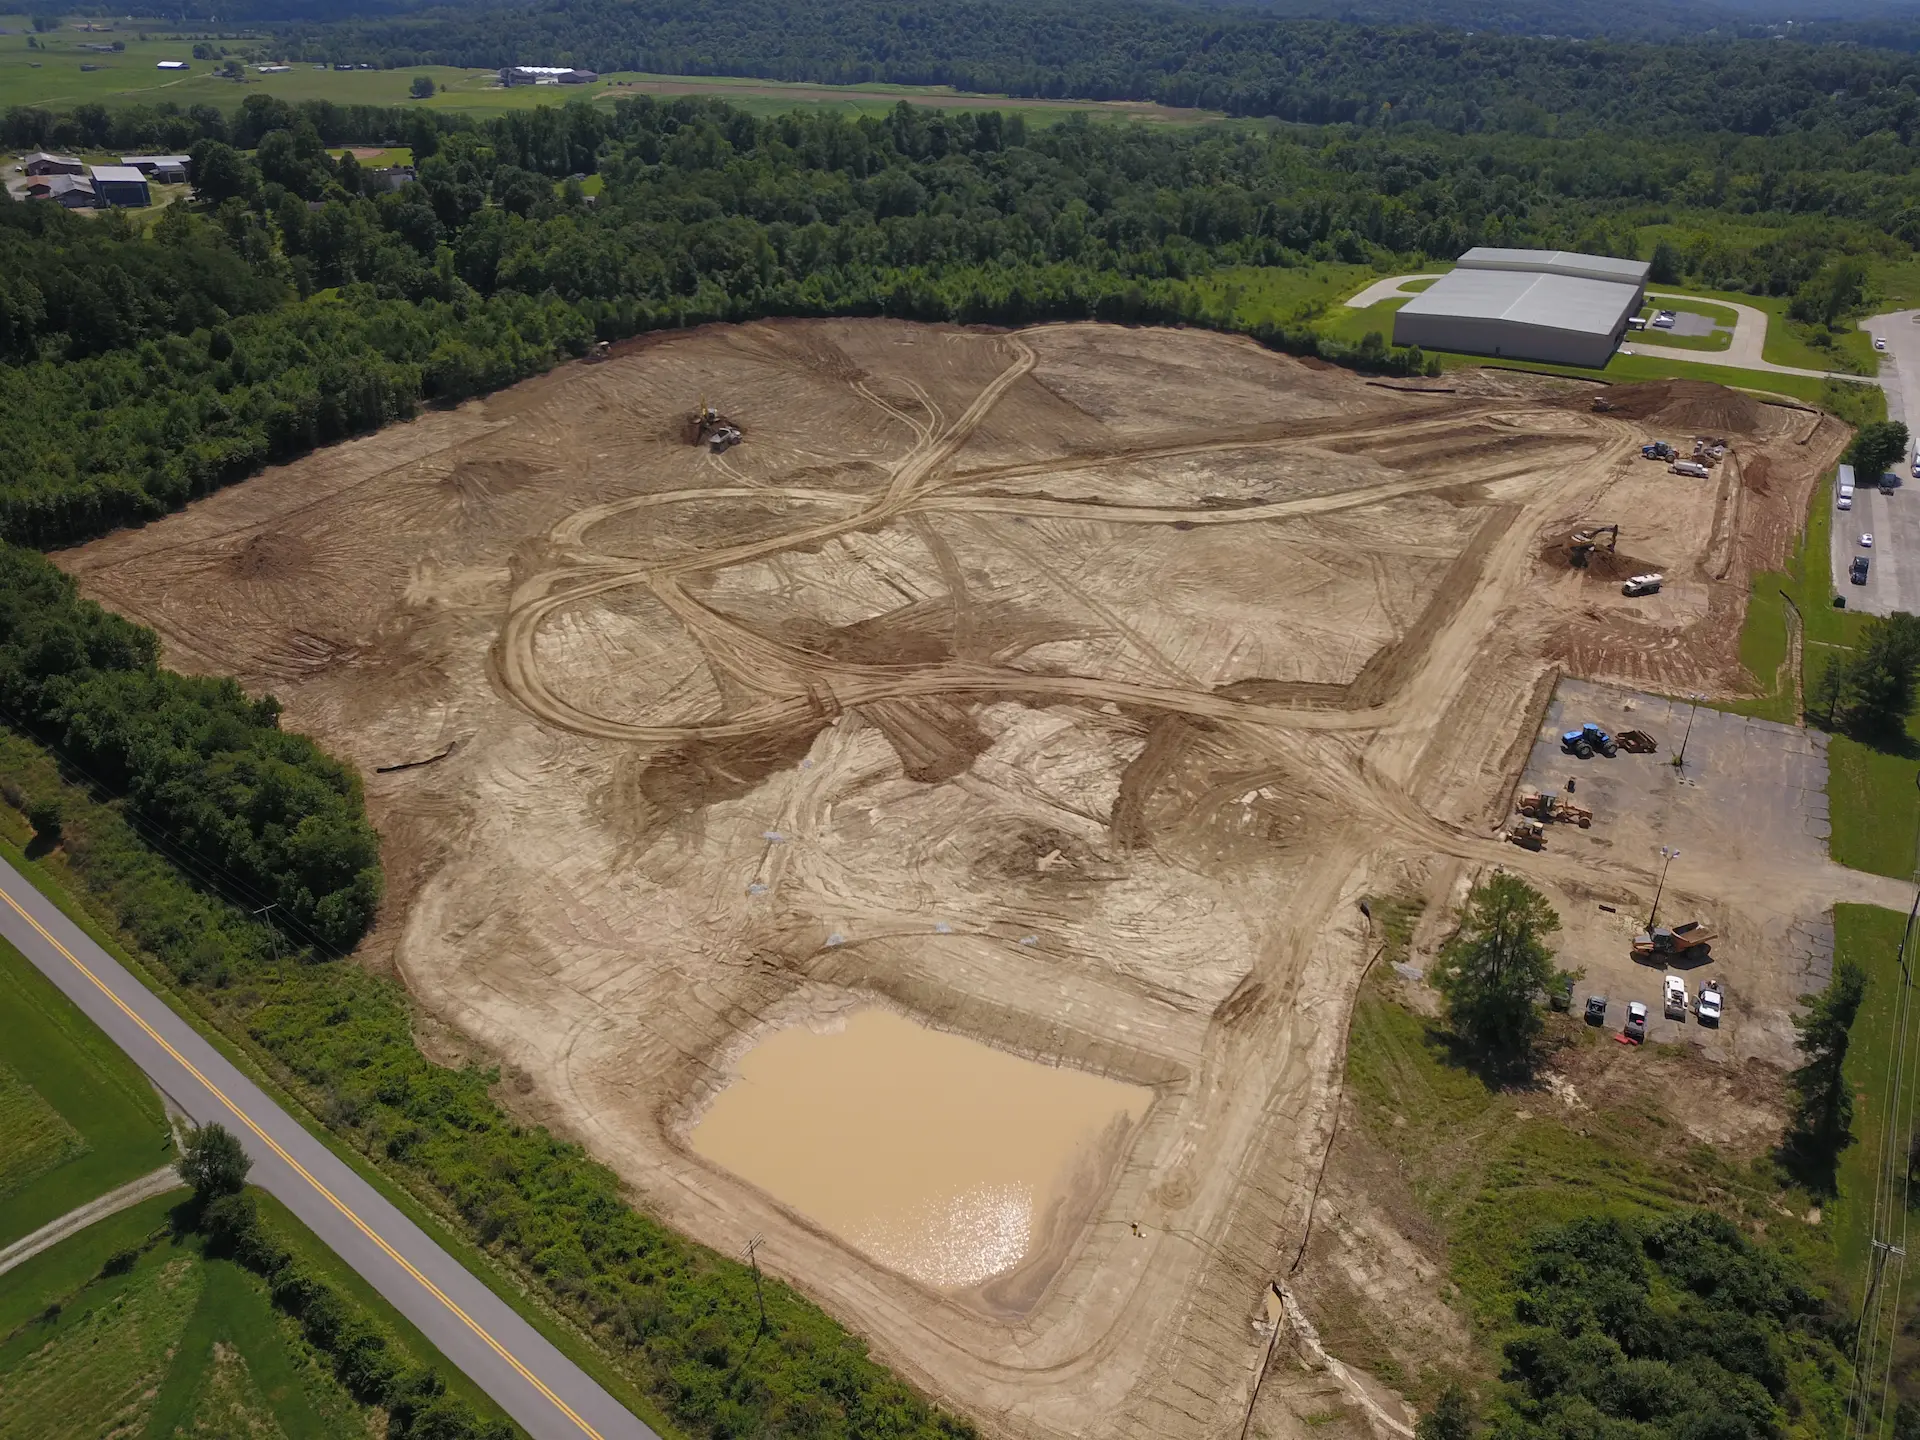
top-left (0, 20), bottom-right (1222, 123)
top-left (0, 931), bottom-right (171, 1246)
top-left (58, 316), bottom-right (1877, 1438)
top-left (0, 1192), bottom-right (387, 1440)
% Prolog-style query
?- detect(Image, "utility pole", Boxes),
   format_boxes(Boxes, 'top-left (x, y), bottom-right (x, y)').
top-left (251, 903), bottom-right (280, 963)
top-left (742, 1233), bottom-right (767, 1337)
top-left (1648, 846), bottom-right (1679, 929)
top-left (1674, 696), bottom-right (1701, 777)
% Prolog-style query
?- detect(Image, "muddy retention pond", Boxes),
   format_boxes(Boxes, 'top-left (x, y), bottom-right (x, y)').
top-left (691, 1007), bottom-right (1153, 1310)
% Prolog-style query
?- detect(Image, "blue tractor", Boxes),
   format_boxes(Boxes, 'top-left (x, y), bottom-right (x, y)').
top-left (1561, 722), bottom-right (1618, 759)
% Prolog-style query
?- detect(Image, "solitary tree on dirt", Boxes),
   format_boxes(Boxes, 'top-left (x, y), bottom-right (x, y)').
top-left (178, 1121), bottom-right (251, 1198)
top-left (1845, 420), bottom-right (1911, 483)
top-left (1782, 957), bottom-right (1867, 1192)
top-left (1430, 872), bottom-right (1567, 1074)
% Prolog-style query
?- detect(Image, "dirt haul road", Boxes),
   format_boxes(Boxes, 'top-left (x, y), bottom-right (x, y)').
top-left (61, 322), bottom-right (1846, 1440)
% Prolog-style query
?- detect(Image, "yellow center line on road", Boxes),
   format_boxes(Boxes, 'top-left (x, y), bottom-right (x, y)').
top-left (0, 881), bottom-right (607, 1440)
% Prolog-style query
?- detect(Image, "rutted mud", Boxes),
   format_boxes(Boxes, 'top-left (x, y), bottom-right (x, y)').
top-left (57, 319), bottom-right (1846, 1440)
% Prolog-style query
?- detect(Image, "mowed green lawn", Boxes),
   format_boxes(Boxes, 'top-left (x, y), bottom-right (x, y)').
top-left (0, 932), bottom-right (171, 1247)
top-left (0, 1193), bottom-right (373, 1440)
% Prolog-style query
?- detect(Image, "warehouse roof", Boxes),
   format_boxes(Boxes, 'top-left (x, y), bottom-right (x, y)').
top-left (88, 164), bottom-right (149, 184)
top-left (1455, 247), bottom-right (1651, 286)
top-left (1398, 267), bottom-right (1641, 337)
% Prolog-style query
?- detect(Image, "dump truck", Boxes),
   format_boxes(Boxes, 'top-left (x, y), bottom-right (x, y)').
top-left (1518, 791), bottom-right (1592, 827)
top-left (1616, 729), bottom-right (1658, 753)
top-left (1664, 973), bottom-right (1687, 1021)
top-left (1506, 817), bottom-right (1546, 851)
top-left (1632, 920), bottom-right (1715, 958)
top-left (1561, 723), bottom-right (1618, 759)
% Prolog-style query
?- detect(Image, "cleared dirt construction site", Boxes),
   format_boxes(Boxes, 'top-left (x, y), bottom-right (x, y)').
top-left (61, 322), bottom-right (1858, 1438)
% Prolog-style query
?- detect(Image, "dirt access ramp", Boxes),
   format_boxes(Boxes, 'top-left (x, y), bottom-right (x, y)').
top-left (58, 321), bottom-right (1835, 1440)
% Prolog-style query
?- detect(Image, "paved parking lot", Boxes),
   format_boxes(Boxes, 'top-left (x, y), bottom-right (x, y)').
top-left (1851, 313), bottom-right (1920, 617)
top-left (1516, 679), bottom-right (1834, 1063)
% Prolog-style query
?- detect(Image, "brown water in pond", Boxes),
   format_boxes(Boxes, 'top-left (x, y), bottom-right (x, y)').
top-left (691, 1008), bottom-right (1152, 1291)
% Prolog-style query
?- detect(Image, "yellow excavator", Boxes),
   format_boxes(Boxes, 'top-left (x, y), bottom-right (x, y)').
top-left (1568, 523), bottom-right (1620, 568)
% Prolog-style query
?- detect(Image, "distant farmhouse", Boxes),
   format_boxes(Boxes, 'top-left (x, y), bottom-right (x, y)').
top-left (121, 154), bottom-right (191, 184)
top-left (23, 151), bottom-right (85, 176)
top-left (156, 59), bottom-right (188, 70)
top-left (499, 65), bottom-right (598, 86)
top-left (26, 174), bottom-right (96, 208)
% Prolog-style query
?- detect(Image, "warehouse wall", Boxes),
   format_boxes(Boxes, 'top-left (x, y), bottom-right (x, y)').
top-left (1391, 311), bottom-right (1621, 368)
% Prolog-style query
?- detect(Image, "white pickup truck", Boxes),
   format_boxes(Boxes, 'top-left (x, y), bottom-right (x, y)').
top-left (1697, 980), bottom-right (1723, 1026)
top-left (1664, 973), bottom-right (1687, 1021)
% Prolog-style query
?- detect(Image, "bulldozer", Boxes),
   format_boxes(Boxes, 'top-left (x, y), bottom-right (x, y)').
top-left (1518, 791), bottom-right (1592, 828)
top-left (1505, 817), bottom-right (1546, 851)
top-left (1632, 920), bottom-right (1715, 958)
top-left (1569, 524), bottom-right (1620, 568)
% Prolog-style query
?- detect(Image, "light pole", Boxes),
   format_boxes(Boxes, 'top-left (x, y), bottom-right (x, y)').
top-left (1674, 696), bottom-right (1701, 777)
top-left (1648, 846), bottom-right (1679, 929)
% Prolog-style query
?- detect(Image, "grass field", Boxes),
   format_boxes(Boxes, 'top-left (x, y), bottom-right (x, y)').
top-left (0, 1190), bottom-right (394, 1440)
top-left (0, 929), bottom-right (171, 1247)
top-left (0, 19), bottom-right (1222, 124)
top-left (1342, 969), bottom-right (1784, 1335)
top-left (1830, 905), bottom-right (1918, 1291)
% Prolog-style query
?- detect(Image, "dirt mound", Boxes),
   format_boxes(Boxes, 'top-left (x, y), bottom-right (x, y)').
top-left (1537, 536), bottom-right (1663, 580)
top-left (226, 532), bottom-right (310, 580)
top-left (1594, 380), bottom-right (1764, 435)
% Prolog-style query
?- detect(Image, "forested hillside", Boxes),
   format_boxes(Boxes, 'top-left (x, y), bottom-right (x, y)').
top-left (260, 0), bottom-right (1920, 131)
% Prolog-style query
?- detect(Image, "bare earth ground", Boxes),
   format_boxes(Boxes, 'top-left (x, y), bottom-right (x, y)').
top-left (60, 321), bottom-right (1881, 1438)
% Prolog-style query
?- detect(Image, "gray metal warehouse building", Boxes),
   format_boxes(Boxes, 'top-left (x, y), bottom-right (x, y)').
top-left (1391, 248), bottom-right (1651, 368)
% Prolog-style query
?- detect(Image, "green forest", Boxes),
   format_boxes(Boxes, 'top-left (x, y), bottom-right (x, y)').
top-left (0, 90), bottom-right (1913, 547)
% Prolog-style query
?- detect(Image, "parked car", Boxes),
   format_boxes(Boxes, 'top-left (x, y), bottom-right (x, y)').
top-left (1876, 336), bottom-right (1889, 352)
top-left (1585, 994), bottom-right (1608, 1026)
top-left (1652, 310), bottom-right (1677, 328)
top-left (1852, 556), bottom-right (1871, 584)
top-left (1625, 1001), bottom-right (1649, 1042)
top-left (1862, 533), bottom-right (1875, 548)
top-left (1697, 980), bottom-right (1723, 1026)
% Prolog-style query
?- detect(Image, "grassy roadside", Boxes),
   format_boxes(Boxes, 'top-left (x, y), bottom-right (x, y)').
top-left (1830, 905), bottom-right (1917, 1288)
top-left (0, 930), bottom-right (172, 1246)
top-left (0, 786), bottom-right (685, 1440)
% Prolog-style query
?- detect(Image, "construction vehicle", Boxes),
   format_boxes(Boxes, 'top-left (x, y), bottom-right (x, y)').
top-left (1517, 791), bottom-right (1592, 827)
top-left (1592, 396), bottom-right (1617, 413)
top-left (1632, 920), bottom-right (1715, 958)
top-left (689, 400), bottom-right (744, 452)
top-left (1642, 441), bottom-right (1676, 462)
top-left (1664, 973), bottom-right (1687, 1021)
top-left (1622, 573), bottom-right (1663, 597)
top-left (1616, 729), bottom-right (1658, 753)
top-left (1505, 817), bottom-right (1546, 851)
top-left (1568, 523), bottom-right (1620, 567)
top-left (1671, 460), bottom-right (1710, 479)
top-left (1697, 979), bottom-right (1723, 1026)
top-left (1561, 723), bottom-right (1618, 759)
top-left (584, 340), bottom-right (611, 363)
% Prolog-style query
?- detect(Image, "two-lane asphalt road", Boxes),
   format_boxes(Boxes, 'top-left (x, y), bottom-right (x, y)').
top-left (0, 855), bottom-right (658, 1440)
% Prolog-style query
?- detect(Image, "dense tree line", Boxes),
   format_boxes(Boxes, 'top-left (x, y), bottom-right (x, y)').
top-left (0, 547), bottom-right (381, 949)
top-left (1492, 1212), bottom-right (1848, 1437)
top-left (0, 724), bottom-right (973, 1440)
top-left (253, 0), bottom-right (1920, 138)
top-left (1, 93), bottom-right (1914, 550)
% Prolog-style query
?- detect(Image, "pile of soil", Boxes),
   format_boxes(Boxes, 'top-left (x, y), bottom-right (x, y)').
top-left (1593, 380), bottom-right (1764, 436)
top-left (1537, 536), bottom-right (1663, 579)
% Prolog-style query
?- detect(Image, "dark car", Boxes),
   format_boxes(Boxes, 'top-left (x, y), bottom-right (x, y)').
top-left (1584, 994), bottom-right (1608, 1026)
top-left (1852, 556), bottom-right (1871, 585)
top-left (1550, 975), bottom-right (1575, 1011)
